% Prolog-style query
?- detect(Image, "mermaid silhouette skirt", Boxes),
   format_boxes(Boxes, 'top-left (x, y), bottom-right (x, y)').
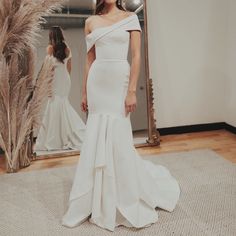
top-left (62, 14), bottom-right (180, 231)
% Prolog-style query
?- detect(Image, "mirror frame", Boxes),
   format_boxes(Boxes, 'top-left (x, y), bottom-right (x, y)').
top-left (142, 0), bottom-right (160, 147)
top-left (34, 0), bottom-right (160, 160)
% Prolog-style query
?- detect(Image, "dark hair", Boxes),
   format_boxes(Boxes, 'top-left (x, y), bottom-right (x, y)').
top-left (49, 26), bottom-right (67, 63)
top-left (95, 0), bottom-right (126, 15)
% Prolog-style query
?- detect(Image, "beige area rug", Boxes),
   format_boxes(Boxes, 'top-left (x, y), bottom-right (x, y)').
top-left (0, 149), bottom-right (235, 236)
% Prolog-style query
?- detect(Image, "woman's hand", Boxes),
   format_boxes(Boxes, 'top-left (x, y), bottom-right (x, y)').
top-left (81, 93), bottom-right (88, 112)
top-left (125, 91), bottom-right (137, 116)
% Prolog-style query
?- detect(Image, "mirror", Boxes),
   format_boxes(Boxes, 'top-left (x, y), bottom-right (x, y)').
top-left (33, 0), bottom-right (159, 160)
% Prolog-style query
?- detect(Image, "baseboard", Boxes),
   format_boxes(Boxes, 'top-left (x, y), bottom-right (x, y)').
top-left (158, 122), bottom-right (236, 135)
top-left (224, 123), bottom-right (236, 134)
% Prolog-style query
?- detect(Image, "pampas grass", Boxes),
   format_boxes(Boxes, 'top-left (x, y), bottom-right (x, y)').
top-left (0, 0), bottom-right (64, 172)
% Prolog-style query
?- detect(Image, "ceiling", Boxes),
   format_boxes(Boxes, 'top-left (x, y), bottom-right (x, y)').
top-left (63, 0), bottom-right (96, 11)
top-left (44, 0), bottom-right (144, 29)
top-left (62, 0), bottom-right (143, 12)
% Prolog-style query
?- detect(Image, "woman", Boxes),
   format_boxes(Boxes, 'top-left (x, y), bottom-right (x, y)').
top-left (35, 26), bottom-right (86, 151)
top-left (62, 0), bottom-right (180, 231)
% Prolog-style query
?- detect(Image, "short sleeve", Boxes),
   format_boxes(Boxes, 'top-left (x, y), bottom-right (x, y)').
top-left (124, 14), bottom-right (142, 33)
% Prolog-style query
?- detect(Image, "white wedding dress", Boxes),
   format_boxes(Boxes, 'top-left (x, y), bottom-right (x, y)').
top-left (35, 51), bottom-right (86, 151)
top-left (62, 14), bottom-right (180, 231)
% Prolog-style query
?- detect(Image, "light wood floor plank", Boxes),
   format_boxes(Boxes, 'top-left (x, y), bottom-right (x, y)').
top-left (0, 130), bottom-right (235, 174)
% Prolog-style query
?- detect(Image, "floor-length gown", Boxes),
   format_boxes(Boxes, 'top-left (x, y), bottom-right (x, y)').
top-left (62, 13), bottom-right (180, 231)
top-left (35, 51), bottom-right (86, 151)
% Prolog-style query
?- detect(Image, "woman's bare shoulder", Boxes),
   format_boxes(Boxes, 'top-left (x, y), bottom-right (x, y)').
top-left (85, 15), bottom-right (99, 26)
top-left (46, 45), bottom-right (53, 55)
top-left (85, 15), bottom-right (100, 34)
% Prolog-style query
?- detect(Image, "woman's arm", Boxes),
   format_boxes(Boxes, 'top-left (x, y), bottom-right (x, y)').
top-left (65, 48), bottom-right (72, 75)
top-left (67, 58), bottom-right (72, 74)
top-left (125, 30), bottom-right (141, 116)
top-left (81, 17), bottom-right (96, 112)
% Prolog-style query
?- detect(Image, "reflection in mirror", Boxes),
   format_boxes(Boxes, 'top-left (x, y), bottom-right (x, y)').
top-left (34, 25), bottom-right (86, 152)
top-left (34, 0), bottom-right (147, 159)
top-left (34, 13), bottom-right (90, 158)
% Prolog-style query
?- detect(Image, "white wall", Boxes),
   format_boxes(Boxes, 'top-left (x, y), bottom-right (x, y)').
top-left (147, 0), bottom-right (230, 128)
top-left (225, 0), bottom-right (236, 127)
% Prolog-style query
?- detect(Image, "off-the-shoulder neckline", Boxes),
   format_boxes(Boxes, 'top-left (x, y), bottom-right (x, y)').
top-left (86, 14), bottom-right (137, 38)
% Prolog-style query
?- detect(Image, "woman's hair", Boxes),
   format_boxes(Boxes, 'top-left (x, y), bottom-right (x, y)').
top-left (95, 0), bottom-right (126, 15)
top-left (49, 26), bottom-right (67, 63)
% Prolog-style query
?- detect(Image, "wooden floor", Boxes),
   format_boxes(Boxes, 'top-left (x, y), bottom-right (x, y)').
top-left (0, 129), bottom-right (235, 174)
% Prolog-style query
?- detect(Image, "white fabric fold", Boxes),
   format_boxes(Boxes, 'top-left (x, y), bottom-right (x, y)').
top-left (86, 14), bottom-right (141, 53)
top-left (62, 114), bottom-right (180, 231)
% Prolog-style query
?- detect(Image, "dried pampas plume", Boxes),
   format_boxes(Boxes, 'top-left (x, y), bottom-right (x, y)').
top-left (0, 0), bottom-right (63, 57)
top-left (0, 0), bottom-right (64, 172)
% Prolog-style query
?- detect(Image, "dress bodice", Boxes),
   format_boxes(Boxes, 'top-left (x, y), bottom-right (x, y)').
top-left (85, 14), bottom-right (142, 60)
